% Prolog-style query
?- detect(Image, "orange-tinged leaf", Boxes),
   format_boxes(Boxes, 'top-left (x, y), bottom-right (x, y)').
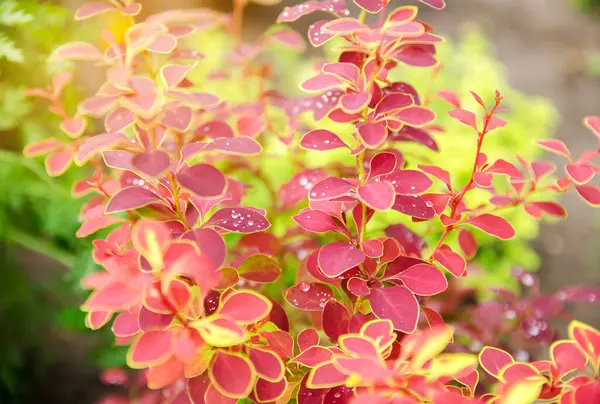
top-left (339, 334), bottom-right (380, 359)
top-left (192, 317), bottom-right (249, 347)
top-left (550, 340), bottom-right (587, 378)
top-left (297, 328), bottom-right (320, 352)
top-left (568, 320), bottom-right (600, 368)
top-left (426, 353), bottom-right (477, 380)
top-left (249, 347), bottom-right (285, 382)
top-left (307, 361), bottom-right (348, 389)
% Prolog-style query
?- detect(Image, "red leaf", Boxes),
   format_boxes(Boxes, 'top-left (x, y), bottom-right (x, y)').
top-left (375, 93), bottom-right (414, 116)
top-left (384, 170), bottom-right (433, 194)
top-left (486, 116), bottom-right (506, 131)
top-left (473, 172), bottom-right (492, 188)
top-left (467, 214), bottom-right (516, 240)
top-left (309, 177), bottom-right (355, 201)
top-left (361, 239), bottom-right (383, 258)
top-left (385, 224), bottom-right (426, 257)
top-left (433, 248), bottom-right (466, 277)
top-left (206, 207), bottom-right (271, 233)
top-left (254, 378), bottom-right (287, 403)
top-left (307, 363), bottom-right (347, 389)
top-left (217, 290), bottom-right (272, 325)
top-left (392, 195), bottom-right (435, 219)
top-left (369, 286), bottom-right (419, 333)
top-left (575, 380), bottom-right (600, 404)
top-left (551, 340), bottom-right (587, 377)
top-left (182, 228), bottom-right (226, 268)
top-left (129, 330), bottom-right (172, 366)
top-left (418, 165), bottom-right (451, 189)
top-left (249, 347), bottom-right (284, 381)
top-left (300, 129), bottom-right (348, 151)
top-left (177, 164), bottom-right (226, 199)
top-left (322, 300), bottom-right (351, 342)
top-left (396, 263), bottom-right (448, 296)
top-left (295, 346), bottom-right (334, 367)
top-left (340, 91), bottom-right (371, 114)
top-left (210, 352), bottom-right (255, 398)
top-left (368, 152), bottom-right (398, 178)
top-left (112, 311), bottom-right (140, 337)
top-left (347, 277), bottom-right (370, 296)
top-left (524, 201), bottom-right (567, 219)
top-left (318, 242), bottom-right (365, 277)
top-left (261, 331), bottom-right (294, 359)
top-left (298, 328), bottom-right (320, 352)
top-left (449, 108), bottom-right (477, 131)
top-left (478, 346), bottom-right (514, 378)
top-left (576, 184), bottom-right (600, 206)
top-left (357, 121), bottom-right (388, 149)
top-left (105, 187), bottom-right (160, 213)
top-left (357, 181), bottom-right (396, 211)
top-left (284, 282), bottom-right (333, 311)
top-left (458, 229), bottom-right (478, 259)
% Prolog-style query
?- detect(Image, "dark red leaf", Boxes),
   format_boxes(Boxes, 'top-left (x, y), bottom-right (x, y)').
top-left (284, 282), bottom-right (334, 311)
top-left (396, 263), bottom-right (448, 296)
top-left (322, 300), bottom-right (351, 341)
top-left (177, 164), bottom-right (226, 198)
top-left (206, 207), bottom-right (270, 233)
top-left (300, 129), bottom-right (349, 151)
top-left (467, 214), bottom-right (516, 240)
top-left (433, 248), bottom-right (466, 277)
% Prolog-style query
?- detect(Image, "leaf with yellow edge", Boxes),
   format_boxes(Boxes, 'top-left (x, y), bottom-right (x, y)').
top-left (497, 380), bottom-right (545, 404)
top-left (426, 353), bottom-right (478, 380)
top-left (568, 320), bottom-right (600, 369)
top-left (191, 316), bottom-right (249, 347)
top-left (405, 326), bottom-right (453, 368)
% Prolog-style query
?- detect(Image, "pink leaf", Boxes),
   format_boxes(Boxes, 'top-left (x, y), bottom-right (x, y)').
top-left (375, 93), bottom-right (414, 116)
top-left (537, 140), bottom-right (571, 158)
top-left (467, 214), bottom-right (516, 240)
top-left (294, 346), bottom-right (334, 367)
top-left (576, 184), bottom-right (600, 206)
top-left (357, 181), bottom-right (395, 211)
top-left (433, 249), bottom-right (466, 277)
top-left (419, 0), bottom-right (446, 9)
top-left (458, 229), bottom-right (478, 259)
top-left (309, 177), bottom-right (355, 201)
top-left (218, 291), bottom-right (272, 325)
top-left (205, 137), bottom-right (262, 155)
top-left (131, 150), bottom-right (170, 177)
top-left (437, 90), bottom-right (460, 108)
top-left (45, 150), bottom-right (72, 177)
top-left (277, 1), bottom-right (349, 23)
top-left (280, 169), bottom-right (328, 208)
top-left (60, 117), bottom-right (87, 138)
top-left (322, 18), bottom-right (367, 34)
top-left (210, 352), bottom-right (254, 398)
top-left (162, 105), bottom-right (192, 132)
top-left (585, 116), bottom-right (600, 138)
top-left (524, 201), bottom-right (567, 219)
top-left (298, 328), bottom-right (320, 352)
top-left (206, 207), bottom-right (270, 233)
top-left (369, 286), bottom-right (419, 333)
top-left (268, 29), bottom-right (305, 51)
top-left (147, 34), bottom-right (177, 54)
top-left (308, 20), bottom-right (336, 47)
top-left (255, 378), bottom-right (287, 403)
top-left (566, 163), bottom-right (595, 184)
top-left (301, 74), bottom-right (342, 92)
top-left (347, 277), bottom-right (371, 296)
top-left (473, 172), bottom-right (492, 188)
top-left (51, 42), bottom-right (104, 61)
top-left (105, 187), bottom-right (161, 213)
top-left (368, 152), bottom-right (398, 178)
top-left (449, 108), bottom-right (477, 131)
top-left (23, 138), bottom-right (63, 157)
top-left (396, 263), bottom-right (448, 296)
top-left (300, 129), bottom-right (348, 151)
top-left (294, 210), bottom-right (338, 233)
top-left (176, 164), bottom-right (226, 198)
top-left (75, 2), bottom-right (116, 20)
top-left (160, 63), bottom-right (195, 88)
top-left (284, 283), bottom-right (333, 311)
top-left (392, 195), bottom-right (435, 219)
top-left (76, 133), bottom-right (127, 165)
top-left (384, 170), bottom-right (433, 194)
top-left (354, 0), bottom-right (389, 13)
top-left (486, 159), bottom-right (523, 178)
top-left (357, 122), bottom-right (388, 149)
top-left (318, 242), bottom-right (365, 277)
top-left (129, 330), bottom-right (171, 366)
top-left (486, 116), bottom-right (507, 131)
top-left (395, 107), bottom-right (436, 127)
top-left (340, 91), bottom-right (371, 114)
top-left (322, 62), bottom-right (360, 84)
top-left (105, 107), bottom-right (134, 133)
top-left (418, 165), bottom-right (451, 189)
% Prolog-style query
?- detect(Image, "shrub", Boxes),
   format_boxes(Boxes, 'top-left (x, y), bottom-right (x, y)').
top-left (24, 0), bottom-right (600, 403)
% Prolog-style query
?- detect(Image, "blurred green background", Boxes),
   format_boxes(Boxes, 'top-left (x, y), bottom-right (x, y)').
top-left (1, 0), bottom-right (599, 403)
